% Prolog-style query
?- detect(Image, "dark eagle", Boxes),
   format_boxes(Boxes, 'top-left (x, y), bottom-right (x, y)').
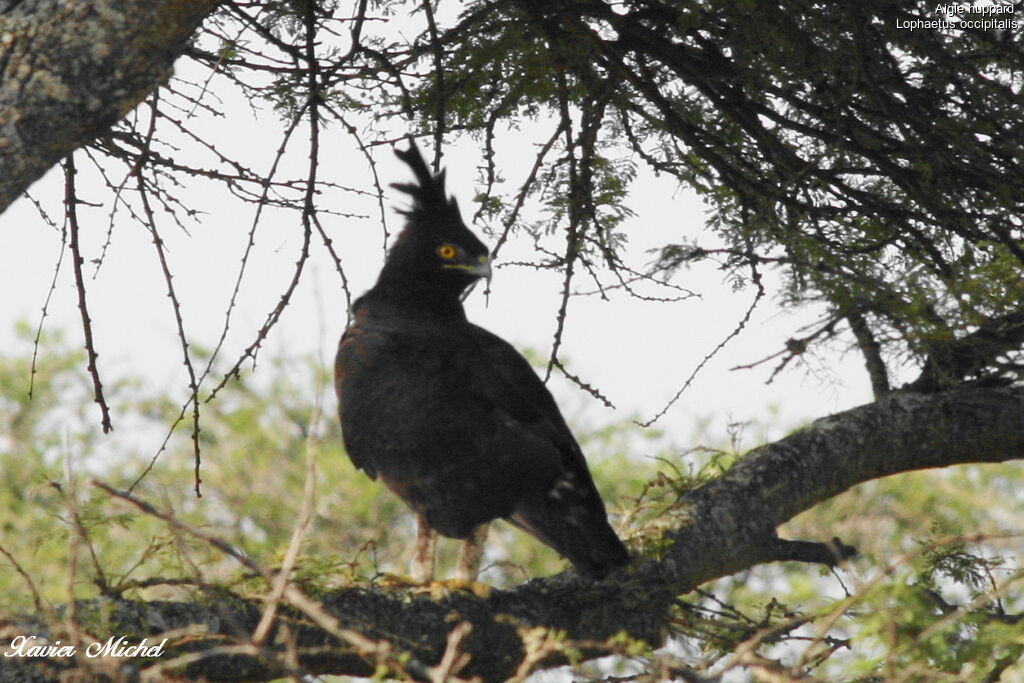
top-left (334, 141), bottom-right (629, 580)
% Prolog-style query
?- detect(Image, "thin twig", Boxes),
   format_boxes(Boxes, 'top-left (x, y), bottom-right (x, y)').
top-left (638, 248), bottom-right (766, 427)
top-left (250, 2), bottom-right (325, 645)
top-left (544, 74), bottom-right (582, 383)
top-left (63, 155), bottom-right (113, 433)
top-left (133, 91), bottom-right (206, 497)
top-left (0, 543), bottom-right (46, 614)
top-left (252, 442), bottom-right (318, 645)
top-left (421, 0), bottom-right (446, 168)
top-left (29, 199), bottom-right (68, 400)
top-left (204, 104), bottom-right (310, 402)
top-left (93, 481), bottom-right (415, 678)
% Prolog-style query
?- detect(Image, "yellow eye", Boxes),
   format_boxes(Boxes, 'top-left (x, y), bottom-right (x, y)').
top-left (437, 244), bottom-right (458, 260)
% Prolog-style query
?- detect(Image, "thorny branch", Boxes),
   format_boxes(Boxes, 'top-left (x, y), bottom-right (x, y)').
top-left (639, 247), bottom-right (766, 428)
top-left (544, 74), bottom-right (599, 384)
top-left (63, 155), bottom-right (113, 433)
top-left (132, 91), bottom-right (206, 497)
top-left (28, 195), bottom-right (67, 401)
top-left (202, 103), bottom-right (310, 404)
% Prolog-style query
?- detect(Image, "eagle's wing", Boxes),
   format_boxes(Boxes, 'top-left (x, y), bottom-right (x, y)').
top-left (467, 324), bottom-right (629, 578)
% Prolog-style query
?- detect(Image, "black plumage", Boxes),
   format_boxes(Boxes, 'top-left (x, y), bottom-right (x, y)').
top-left (334, 141), bottom-right (629, 579)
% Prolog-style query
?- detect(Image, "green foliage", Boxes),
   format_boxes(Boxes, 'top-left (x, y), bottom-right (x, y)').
top-left (2, 329), bottom-right (1023, 679)
top-left (414, 2), bottom-right (562, 128)
top-left (663, 532), bottom-right (1023, 681)
top-left (0, 330), bottom-right (653, 611)
top-left (849, 543), bottom-right (1023, 681)
top-left (727, 461), bottom-right (1024, 681)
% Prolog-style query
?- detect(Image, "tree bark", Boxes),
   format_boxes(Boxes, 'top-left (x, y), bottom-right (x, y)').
top-left (4, 386), bottom-right (1022, 682)
top-left (0, 0), bottom-right (220, 214)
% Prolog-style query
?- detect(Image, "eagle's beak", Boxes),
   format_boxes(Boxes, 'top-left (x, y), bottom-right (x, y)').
top-left (470, 255), bottom-right (492, 283)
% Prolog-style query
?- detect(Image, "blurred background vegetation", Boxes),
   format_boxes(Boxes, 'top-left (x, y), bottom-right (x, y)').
top-left (2, 322), bottom-right (1021, 680)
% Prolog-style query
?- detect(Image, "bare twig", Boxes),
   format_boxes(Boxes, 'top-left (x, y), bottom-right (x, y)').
top-left (204, 104), bottom-right (310, 402)
top-left (252, 442), bottom-right (318, 645)
top-left (133, 91), bottom-right (206, 496)
top-left (544, 75), bottom-right (582, 383)
top-left (0, 542), bottom-right (46, 615)
top-left (429, 621), bottom-right (473, 683)
top-left (63, 156), bottom-right (113, 433)
top-left (28, 196), bottom-right (67, 400)
top-left (92, 481), bottom-right (416, 678)
top-left (552, 357), bottom-right (615, 409)
top-left (639, 250), bottom-right (766, 427)
top-left (420, 0), bottom-right (446, 168)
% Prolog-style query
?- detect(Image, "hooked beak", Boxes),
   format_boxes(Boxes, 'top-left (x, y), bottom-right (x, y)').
top-left (453, 255), bottom-right (492, 304)
top-left (446, 254), bottom-right (492, 282)
top-left (469, 254), bottom-right (492, 283)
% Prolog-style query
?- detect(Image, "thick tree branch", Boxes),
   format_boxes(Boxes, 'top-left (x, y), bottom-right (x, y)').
top-left (5, 386), bottom-right (1022, 682)
top-left (0, 0), bottom-right (220, 213)
top-left (656, 385), bottom-right (1024, 587)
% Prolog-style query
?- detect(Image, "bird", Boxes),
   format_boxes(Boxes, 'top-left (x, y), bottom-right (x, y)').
top-left (334, 140), bottom-right (629, 581)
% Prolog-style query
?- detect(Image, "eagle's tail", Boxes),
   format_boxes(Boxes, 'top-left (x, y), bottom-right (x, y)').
top-left (509, 498), bottom-right (629, 579)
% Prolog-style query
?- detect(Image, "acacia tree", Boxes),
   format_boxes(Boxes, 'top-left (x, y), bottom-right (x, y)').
top-left (2, 0), bottom-right (1023, 681)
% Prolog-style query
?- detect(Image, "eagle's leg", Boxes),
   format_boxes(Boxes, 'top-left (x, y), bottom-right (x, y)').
top-left (455, 523), bottom-right (489, 581)
top-left (411, 515), bottom-right (436, 582)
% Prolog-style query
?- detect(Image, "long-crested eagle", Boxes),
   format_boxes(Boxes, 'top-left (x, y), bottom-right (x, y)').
top-left (335, 141), bottom-right (629, 580)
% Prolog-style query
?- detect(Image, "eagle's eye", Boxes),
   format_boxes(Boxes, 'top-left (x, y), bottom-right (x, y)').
top-left (437, 244), bottom-right (458, 260)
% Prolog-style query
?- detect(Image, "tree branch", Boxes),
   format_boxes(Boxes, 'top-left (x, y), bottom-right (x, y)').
top-left (846, 310), bottom-right (890, 399)
top-left (5, 386), bottom-right (1022, 682)
top-left (907, 307), bottom-right (1024, 392)
top-left (0, 0), bottom-right (220, 213)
